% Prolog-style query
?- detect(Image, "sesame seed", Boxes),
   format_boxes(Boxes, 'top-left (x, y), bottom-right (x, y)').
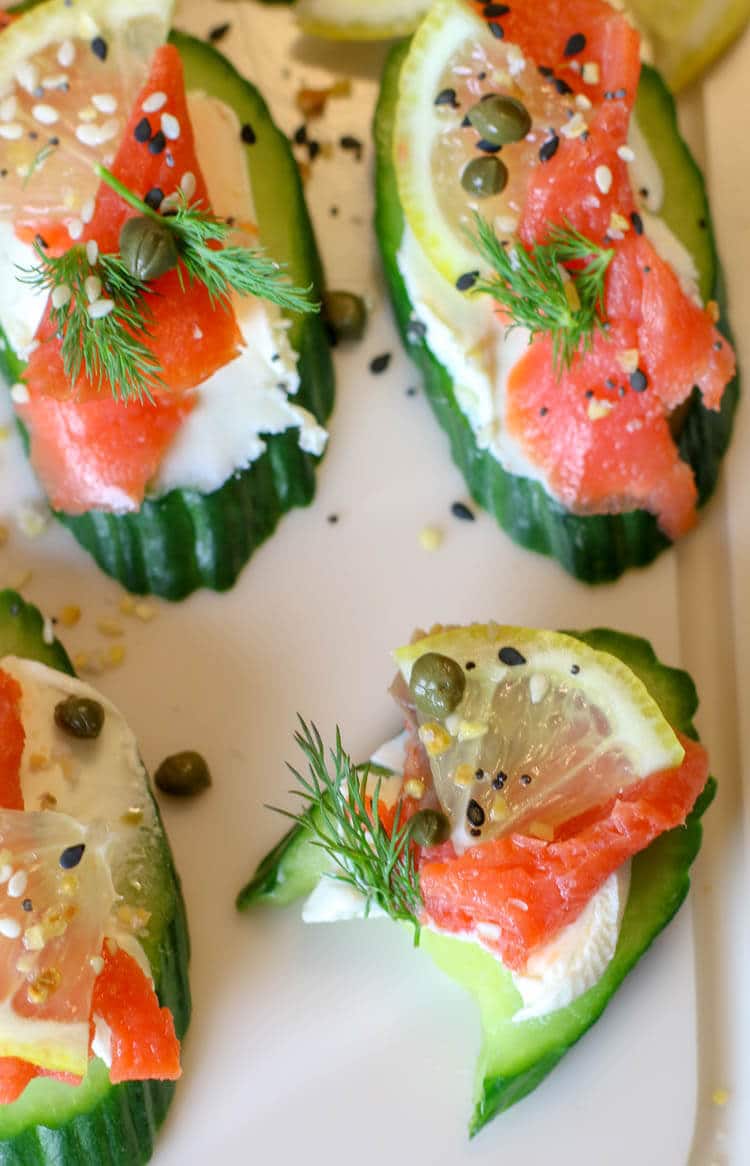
top-left (456, 270), bottom-right (479, 291)
top-left (42, 74), bottom-right (69, 91)
top-left (7, 870), bottom-right (28, 898)
top-left (161, 112), bottom-right (180, 140)
top-left (209, 23), bottom-right (231, 43)
top-left (465, 661), bottom-right (476, 670)
top-left (10, 383), bottom-right (29, 405)
top-left (629, 368), bottom-right (648, 392)
top-left (499, 646), bottom-right (527, 666)
top-left (144, 186), bottom-right (164, 210)
top-left (529, 674), bottom-right (548, 703)
top-left (81, 196), bottom-right (95, 224)
top-left (575, 93), bottom-right (593, 111)
top-left (57, 39), bottom-right (75, 68)
top-left (0, 124), bottom-right (23, 141)
top-left (180, 171), bottom-right (197, 199)
top-left (88, 299), bottom-right (115, 319)
top-left (148, 130), bottom-right (167, 155)
top-left (467, 799), bottom-right (485, 827)
top-left (369, 352), bottom-right (391, 374)
top-left (90, 955), bottom-right (104, 974)
top-left (594, 165), bottom-right (612, 194)
top-left (134, 117), bottom-right (152, 143)
top-left (143, 91), bottom-right (168, 114)
top-left (15, 61), bottom-right (39, 93)
top-left (571, 663), bottom-right (581, 674)
top-left (67, 217), bottom-right (83, 240)
top-left (492, 771), bottom-right (507, 789)
top-left (32, 103), bottom-right (59, 126)
top-left (617, 144), bottom-right (635, 162)
top-left (539, 133), bottom-right (559, 163)
top-left (76, 121), bottom-right (118, 147)
top-left (22, 899), bottom-right (32, 912)
top-left (630, 211), bottom-right (644, 235)
top-left (520, 773), bottom-right (532, 786)
top-left (0, 95), bottom-right (18, 121)
top-left (91, 36), bottom-right (108, 61)
top-left (564, 32), bottom-right (587, 56)
top-left (0, 917), bottom-right (21, 939)
top-left (553, 76), bottom-right (573, 95)
top-left (84, 275), bottom-right (102, 303)
top-left (92, 93), bottom-right (117, 114)
top-left (59, 844), bottom-right (85, 870)
top-left (51, 284), bottom-right (72, 309)
top-left (484, 3), bottom-right (510, 14)
top-left (582, 61), bottom-right (600, 84)
top-left (240, 123), bottom-right (256, 145)
top-left (0, 866), bottom-right (11, 884)
top-left (86, 240), bottom-right (99, 265)
top-left (434, 87), bottom-right (458, 108)
top-left (451, 501), bottom-right (475, 521)
top-left (488, 21), bottom-right (504, 38)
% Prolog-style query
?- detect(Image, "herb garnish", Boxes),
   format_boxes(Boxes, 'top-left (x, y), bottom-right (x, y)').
top-left (277, 720), bottom-right (424, 942)
top-left (472, 216), bottom-right (614, 375)
top-left (17, 165), bottom-right (317, 403)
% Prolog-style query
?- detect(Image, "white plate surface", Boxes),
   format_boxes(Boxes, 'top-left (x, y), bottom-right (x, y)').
top-left (0, 2), bottom-right (747, 1163)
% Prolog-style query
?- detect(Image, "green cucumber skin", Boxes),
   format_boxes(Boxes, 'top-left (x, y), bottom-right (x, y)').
top-left (0, 590), bottom-right (191, 1164)
top-left (238, 627), bottom-right (713, 1133)
top-left (0, 30), bottom-right (334, 601)
top-left (374, 44), bottom-right (739, 583)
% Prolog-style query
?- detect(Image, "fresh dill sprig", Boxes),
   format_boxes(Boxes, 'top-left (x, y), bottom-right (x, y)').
top-left (277, 720), bottom-right (424, 942)
top-left (96, 165), bottom-right (318, 316)
top-left (17, 242), bottom-right (162, 404)
top-left (472, 216), bottom-right (614, 376)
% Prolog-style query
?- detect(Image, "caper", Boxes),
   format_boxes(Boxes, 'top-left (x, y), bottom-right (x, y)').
top-left (409, 652), bottom-right (466, 718)
top-left (54, 696), bottom-right (104, 740)
top-left (120, 215), bottom-right (179, 282)
top-left (323, 290), bottom-right (368, 342)
top-left (467, 95), bottom-right (532, 146)
top-left (154, 750), bottom-right (211, 797)
top-left (409, 808), bottom-right (451, 848)
top-left (460, 155), bottom-right (508, 198)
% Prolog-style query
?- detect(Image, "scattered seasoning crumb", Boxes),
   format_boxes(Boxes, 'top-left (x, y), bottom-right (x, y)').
top-left (711, 1088), bottom-right (730, 1107)
top-left (58, 604), bottom-right (81, 627)
top-left (419, 526), bottom-right (443, 552)
top-left (104, 644), bottom-right (126, 669)
top-left (451, 501), bottom-right (475, 522)
top-left (295, 79), bottom-right (351, 120)
top-left (492, 771), bottom-right (507, 789)
top-left (134, 601), bottom-right (156, 622)
top-left (96, 617), bottom-right (123, 638)
top-left (369, 352), bottom-right (391, 375)
top-left (327, 514), bottom-right (339, 525)
top-left (240, 123), bottom-right (256, 145)
top-left (208, 22), bottom-right (230, 43)
top-left (406, 386), bottom-right (418, 397)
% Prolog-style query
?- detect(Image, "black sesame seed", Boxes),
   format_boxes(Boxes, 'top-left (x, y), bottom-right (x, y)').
top-left (571, 664), bottom-right (580, 674)
top-left (639, 186), bottom-right (649, 199)
top-left (484, 3), bottom-right (510, 15)
top-left (34, 233), bottom-right (49, 250)
top-left (22, 899), bottom-right (32, 912)
top-left (629, 368), bottom-right (648, 392)
top-left (293, 124), bottom-right (308, 145)
top-left (49, 136), bottom-right (60, 146)
top-left (698, 217), bottom-right (707, 229)
top-left (435, 87), bottom-right (458, 108)
top-left (369, 352), bottom-right (392, 374)
top-left (553, 77), bottom-right (573, 95)
top-left (461, 114), bottom-right (471, 127)
top-left (241, 123), bottom-right (257, 145)
top-left (563, 32), bottom-right (586, 57)
top-left (451, 501), bottom-right (475, 522)
top-left (492, 771), bottom-right (507, 789)
top-left (476, 138), bottom-right (503, 154)
top-left (539, 406), bottom-right (549, 416)
top-left (327, 513), bottom-right (339, 524)
top-left (340, 134), bottom-right (363, 160)
top-left (488, 21), bottom-right (505, 38)
top-left (585, 389), bottom-right (594, 398)
top-left (538, 65), bottom-right (554, 77)
top-left (307, 140), bottom-right (321, 161)
top-left (467, 799), bottom-right (486, 827)
top-left (499, 646), bottom-right (527, 666)
top-left (28, 131), bottom-right (39, 141)
top-left (329, 206), bottom-right (339, 217)
top-left (208, 22), bottom-right (231, 42)
top-left (605, 377), bottom-right (616, 388)
top-left (477, 71), bottom-right (487, 81)
top-left (59, 843), bottom-right (85, 870)
top-left (456, 270), bottom-right (479, 291)
top-left (91, 35), bottom-right (108, 61)
top-left (520, 773), bottom-right (532, 786)
top-left (134, 117), bottom-right (152, 143)
top-left (465, 661), bottom-right (476, 670)
top-left (643, 265), bottom-right (651, 274)
top-left (714, 340), bottom-right (724, 351)
top-left (165, 150), bottom-right (175, 168)
top-left (406, 386), bottom-right (418, 397)
top-left (475, 768), bottom-right (485, 780)
top-left (469, 827), bottom-right (482, 837)
top-left (148, 130), bottom-right (167, 155)
top-left (539, 133), bottom-right (559, 163)
top-left (144, 186), bottom-right (164, 211)
top-left (630, 211), bottom-right (644, 235)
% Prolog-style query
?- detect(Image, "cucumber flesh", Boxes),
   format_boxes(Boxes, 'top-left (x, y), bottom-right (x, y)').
top-left (0, 590), bottom-right (191, 1164)
top-left (238, 629), bottom-right (713, 1133)
top-left (374, 45), bottom-right (739, 583)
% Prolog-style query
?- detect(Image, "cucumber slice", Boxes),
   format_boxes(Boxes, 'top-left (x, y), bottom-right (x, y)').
top-left (0, 590), bottom-right (191, 1164)
top-left (237, 629), bottom-right (713, 1133)
top-left (0, 30), bottom-right (334, 601)
top-left (374, 43), bottom-right (739, 582)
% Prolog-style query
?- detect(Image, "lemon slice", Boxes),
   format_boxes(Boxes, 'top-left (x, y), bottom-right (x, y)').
top-left (296, 0), bottom-right (432, 41)
top-left (393, 0), bottom-right (575, 286)
top-left (0, 0), bottom-right (173, 228)
top-left (628, 0), bottom-right (750, 91)
top-left (394, 625), bottom-right (684, 845)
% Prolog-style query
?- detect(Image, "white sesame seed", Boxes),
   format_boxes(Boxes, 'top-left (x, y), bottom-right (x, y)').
top-left (42, 616), bottom-right (54, 645)
top-left (529, 674), bottom-right (549, 704)
top-left (142, 91), bottom-right (167, 114)
top-left (0, 865), bottom-right (12, 884)
top-left (84, 275), bottom-right (102, 303)
top-left (51, 284), bottom-right (72, 309)
top-left (90, 955), bottom-right (104, 974)
top-left (0, 95), bottom-right (18, 122)
top-left (76, 120), bottom-right (119, 148)
top-left (86, 239), bottom-right (99, 265)
top-left (98, 119), bottom-right (119, 144)
top-left (575, 93), bottom-right (593, 111)
top-left (7, 870), bottom-right (28, 899)
top-left (57, 39), bottom-right (76, 68)
top-left (594, 165), bottom-right (613, 194)
top-left (10, 383), bottom-right (29, 405)
top-left (81, 196), bottom-right (96, 224)
top-left (161, 112), bottom-right (180, 141)
top-left (88, 299), bottom-right (115, 319)
top-left (0, 124), bottom-right (23, 141)
top-left (15, 61), bottom-right (39, 94)
top-left (42, 73), bottom-right (69, 90)
top-left (92, 93), bottom-right (117, 114)
top-left (192, 325), bottom-right (203, 340)
top-left (67, 218), bottom-right (83, 240)
top-left (180, 170), bottom-right (196, 200)
top-left (0, 917), bottom-right (21, 940)
top-left (32, 103), bottom-right (59, 126)
top-left (617, 145), bottom-right (635, 162)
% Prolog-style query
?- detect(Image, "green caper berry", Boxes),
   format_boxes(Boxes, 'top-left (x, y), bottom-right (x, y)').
top-left (154, 750), bottom-right (211, 797)
top-left (409, 652), bottom-right (466, 718)
top-left (54, 696), bottom-right (105, 740)
top-left (467, 95), bottom-right (532, 146)
top-left (323, 290), bottom-right (368, 342)
top-left (120, 215), bottom-right (179, 282)
top-left (460, 155), bottom-right (508, 198)
top-left (409, 808), bottom-right (451, 848)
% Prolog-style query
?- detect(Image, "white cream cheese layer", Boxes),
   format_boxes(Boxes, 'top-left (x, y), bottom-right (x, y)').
top-left (0, 91), bottom-right (326, 499)
top-left (301, 733), bottom-right (630, 1022)
top-left (395, 115), bottom-right (700, 485)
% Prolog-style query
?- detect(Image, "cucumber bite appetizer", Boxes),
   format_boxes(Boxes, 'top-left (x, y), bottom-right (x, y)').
top-left (0, 589), bottom-right (189, 1163)
top-left (239, 623), bottom-right (712, 1134)
top-left (374, 0), bottom-right (738, 581)
top-left (0, 0), bottom-right (334, 599)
